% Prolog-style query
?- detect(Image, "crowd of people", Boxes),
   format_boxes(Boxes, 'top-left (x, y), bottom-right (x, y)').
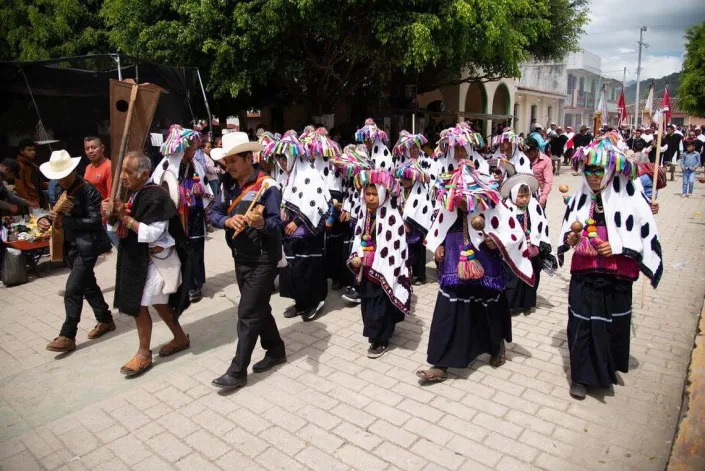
top-left (0, 114), bottom-right (684, 401)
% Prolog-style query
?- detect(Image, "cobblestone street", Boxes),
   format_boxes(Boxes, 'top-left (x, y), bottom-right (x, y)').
top-left (1, 171), bottom-right (704, 471)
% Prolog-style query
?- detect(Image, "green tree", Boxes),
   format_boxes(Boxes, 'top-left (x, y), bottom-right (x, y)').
top-left (102, 0), bottom-right (588, 114)
top-left (0, 0), bottom-right (108, 61)
top-left (678, 21), bottom-right (705, 117)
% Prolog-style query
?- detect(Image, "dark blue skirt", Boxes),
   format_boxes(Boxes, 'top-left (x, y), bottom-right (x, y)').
top-left (427, 285), bottom-right (511, 368)
top-left (567, 274), bottom-right (632, 388)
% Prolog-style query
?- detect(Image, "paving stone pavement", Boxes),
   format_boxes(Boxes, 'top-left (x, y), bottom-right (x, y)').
top-left (0, 171), bottom-right (704, 471)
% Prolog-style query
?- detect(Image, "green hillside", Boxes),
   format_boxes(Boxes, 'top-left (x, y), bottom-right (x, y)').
top-left (624, 72), bottom-right (680, 104)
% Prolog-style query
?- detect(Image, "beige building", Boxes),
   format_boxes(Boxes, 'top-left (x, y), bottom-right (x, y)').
top-left (514, 60), bottom-right (567, 135)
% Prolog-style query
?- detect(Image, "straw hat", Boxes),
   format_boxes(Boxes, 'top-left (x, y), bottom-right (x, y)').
top-left (220, 132), bottom-right (263, 160)
top-left (39, 150), bottom-right (81, 180)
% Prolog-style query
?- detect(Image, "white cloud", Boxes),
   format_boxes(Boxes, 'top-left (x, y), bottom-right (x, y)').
top-left (578, 0), bottom-right (705, 81)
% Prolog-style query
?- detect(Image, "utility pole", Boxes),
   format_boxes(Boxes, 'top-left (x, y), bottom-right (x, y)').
top-left (633, 26), bottom-right (648, 129)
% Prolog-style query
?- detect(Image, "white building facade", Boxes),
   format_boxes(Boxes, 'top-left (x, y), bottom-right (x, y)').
top-left (514, 60), bottom-right (567, 136)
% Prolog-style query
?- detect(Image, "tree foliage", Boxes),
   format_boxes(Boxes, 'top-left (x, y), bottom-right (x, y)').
top-left (0, 0), bottom-right (108, 61)
top-left (678, 21), bottom-right (705, 117)
top-left (3, 0), bottom-right (588, 114)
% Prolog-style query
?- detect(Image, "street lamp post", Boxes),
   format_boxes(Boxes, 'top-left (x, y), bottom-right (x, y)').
top-left (633, 26), bottom-right (648, 129)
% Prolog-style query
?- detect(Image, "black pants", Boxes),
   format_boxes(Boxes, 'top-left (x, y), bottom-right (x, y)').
top-left (409, 241), bottom-right (427, 281)
top-left (61, 246), bottom-right (112, 339)
top-left (227, 259), bottom-right (286, 377)
top-left (189, 237), bottom-right (205, 291)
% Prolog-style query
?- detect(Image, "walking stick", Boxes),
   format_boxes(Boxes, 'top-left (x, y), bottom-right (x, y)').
top-left (641, 114), bottom-right (664, 308)
top-left (107, 83), bottom-right (140, 216)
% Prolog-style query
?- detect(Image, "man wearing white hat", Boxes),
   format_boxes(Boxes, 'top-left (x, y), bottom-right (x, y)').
top-left (37, 150), bottom-right (114, 353)
top-left (207, 132), bottom-right (286, 390)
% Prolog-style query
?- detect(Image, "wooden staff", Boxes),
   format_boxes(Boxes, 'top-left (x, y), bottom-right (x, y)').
top-left (107, 84), bottom-right (139, 214)
top-left (231, 182), bottom-right (270, 239)
top-left (641, 113), bottom-right (664, 308)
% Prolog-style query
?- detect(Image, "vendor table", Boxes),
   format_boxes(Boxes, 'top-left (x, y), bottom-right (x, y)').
top-left (4, 240), bottom-right (50, 277)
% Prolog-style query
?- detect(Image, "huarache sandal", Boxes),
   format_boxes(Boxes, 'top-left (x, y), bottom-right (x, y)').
top-left (158, 335), bottom-right (190, 357)
top-left (416, 367), bottom-right (448, 383)
top-left (120, 352), bottom-right (153, 376)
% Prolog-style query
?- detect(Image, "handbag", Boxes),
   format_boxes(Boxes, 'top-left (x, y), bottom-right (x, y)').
top-left (2, 247), bottom-right (28, 286)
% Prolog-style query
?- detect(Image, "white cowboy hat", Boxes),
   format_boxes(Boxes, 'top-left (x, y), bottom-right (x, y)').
top-left (39, 150), bottom-right (81, 180)
top-left (221, 131), bottom-right (263, 159)
top-left (210, 147), bottom-right (226, 162)
top-left (499, 173), bottom-right (539, 199)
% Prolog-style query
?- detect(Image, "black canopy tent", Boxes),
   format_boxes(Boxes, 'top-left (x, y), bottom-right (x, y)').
top-left (0, 54), bottom-right (211, 162)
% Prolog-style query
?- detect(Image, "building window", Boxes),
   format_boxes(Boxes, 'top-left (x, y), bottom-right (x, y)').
top-left (530, 105), bottom-right (537, 124)
top-left (568, 74), bottom-right (576, 93)
top-left (547, 106), bottom-right (553, 123)
top-left (579, 77), bottom-right (584, 92)
top-left (513, 103), bottom-right (519, 127)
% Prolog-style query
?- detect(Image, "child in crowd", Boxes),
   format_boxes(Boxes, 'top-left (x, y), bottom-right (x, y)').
top-left (681, 140), bottom-right (700, 198)
top-left (500, 164), bottom-right (557, 314)
top-left (348, 169), bottom-right (410, 358)
top-left (393, 132), bottom-right (433, 285)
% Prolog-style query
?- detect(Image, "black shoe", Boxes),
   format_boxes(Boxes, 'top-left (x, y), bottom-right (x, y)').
top-left (302, 301), bottom-right (324, 321)
top-left (331, 280), bottom-right (344, 291)
top-left (413, 277), bottom-right (426, 286)
top-left (212, 373), bottom-right (247, 390)
top-left (252, 355), bottom-right (287, 373)
top-left (342, 287), bottom-right (361, 304)
top-left (189, 289), bottom-right (202, 303)
top-left (569, 382), bottom-right (587, 400)
top-left (367, 343), bottom-right (388, 359)
top-left (283, 305), bottom-right (302, 318)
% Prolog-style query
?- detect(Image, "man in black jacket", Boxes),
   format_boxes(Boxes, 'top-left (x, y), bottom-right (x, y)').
top-left (662, 124), bottom-right (683, 181)
top-left (207, 132), bottom-right (286, 390)
top-left (37, 150), bottom-right (114, 353)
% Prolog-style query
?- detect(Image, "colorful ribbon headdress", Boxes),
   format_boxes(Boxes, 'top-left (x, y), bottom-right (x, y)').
top-left (393, 158), bottom-right (430, 184)
top-left (355, 118), bottom-right (389, 144)
top-left (438, 123), bottom-right (484, 153)
top-left (393, 131), bottom-right (428, 158)
top-left (160, 125), bottom-right (202, 156)
top-left (573, 131), bottom-right (637, 179)
top-left (301, 127), bottom-right (342, 159)
top-left (254, 131), bottom-right (280, 163)
top-left (261, 130), bottom-right (307, 159)
top-left (434, 161), bottom-right (500, 212)
top-left (332, 144), bottom-right (371, 178)
top-left (353, 168), bottom-right (401, 197)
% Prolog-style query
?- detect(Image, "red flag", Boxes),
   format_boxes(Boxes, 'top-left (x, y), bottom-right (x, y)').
top-left (617, 89), bottom-right (627, 126)
top-left (662, 86), bottom-right (671, 124)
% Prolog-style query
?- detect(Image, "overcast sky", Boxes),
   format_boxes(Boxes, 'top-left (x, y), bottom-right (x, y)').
top-left (579, 0), bottom-right (705, 83)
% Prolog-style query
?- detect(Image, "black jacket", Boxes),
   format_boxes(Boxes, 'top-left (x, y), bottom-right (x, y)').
top-left (208, 170), bottom-right (283, 263)
top-left (51, 176), bottom-right (111, 259)
top-left (662, 133), bottom-right (683, 163)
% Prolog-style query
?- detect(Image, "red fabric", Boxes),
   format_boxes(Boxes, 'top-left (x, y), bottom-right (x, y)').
top-left (83, 159), bottom-right (112, 199)
top-left (662, 86), bottom-right (671, 125)
top-left (617, 89), bottom-right (627, 126)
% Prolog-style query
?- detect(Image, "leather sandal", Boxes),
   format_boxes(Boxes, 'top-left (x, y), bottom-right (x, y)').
top-left (158, 335), bottom-right (190, 357)
top-left (120, 352), bottom-right (153, 376)
top-left (489, 340), bottom-right (506, 367)
top-left (416, 367), bottom-right (448, 383)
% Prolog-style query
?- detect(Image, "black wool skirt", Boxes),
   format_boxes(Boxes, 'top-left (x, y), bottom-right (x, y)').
top-left (567, 274), bottom-right (633, 389)
top-left (505, 257), bottom-right (541, 312)
top-left (325, 218), bottom-right (350, 284)
top-left (280, 233), bottom-right (328, 308)
top-left (427, 285), bottom-right (511, 368)
top-left (360, 277), bottom-right (404, 344)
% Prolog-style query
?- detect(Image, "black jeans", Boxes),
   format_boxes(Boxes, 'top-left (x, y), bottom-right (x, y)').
top-left (61, 246), bottom-right (112, 339)
top-left (226, 259), bottom-right (286, 377)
